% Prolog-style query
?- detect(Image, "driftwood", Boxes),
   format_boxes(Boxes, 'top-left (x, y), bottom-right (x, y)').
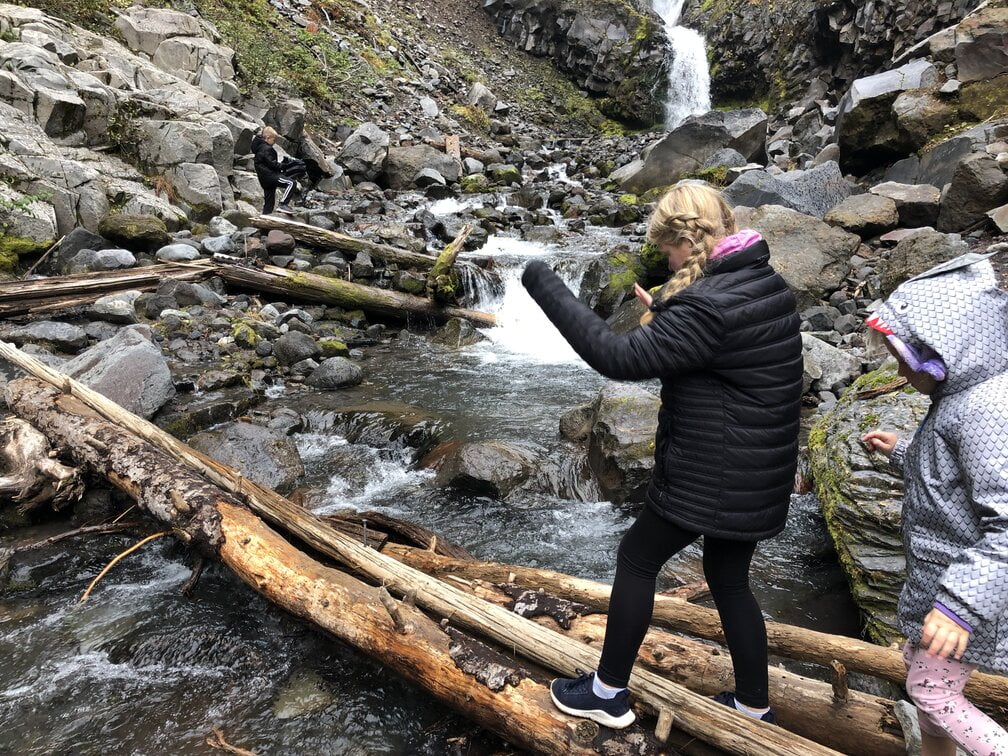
top-left (0, 416), bottom-right (82, 511)
top-left (249, 215), bottom-right (439, 270)
top-left (5, 378), bottom-right (662, 755)
top-left (0, 263), bottom-right (214, 318)
top-left (0, 341), bottom-right (839, 755)
top-left (216, 263), bottom-right (498, 327)
top-left (379, 544), bottom-right (1008, 711)
top-left (427, 223), bottom-right (473, 304)
top-left (326, 509), bottom-right (476, 561)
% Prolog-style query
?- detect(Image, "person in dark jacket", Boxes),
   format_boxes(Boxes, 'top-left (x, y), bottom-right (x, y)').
top-left (251, 126), bottom-right (295, 214)
top-left (522, 183), bottom-right (803, 729)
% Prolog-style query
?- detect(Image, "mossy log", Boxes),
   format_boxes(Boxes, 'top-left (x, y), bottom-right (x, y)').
top-left (0, 341), bottom-right (837, 756)
top-left (427, 223), bottom-right (472, 304)
top-left (380, 544), bottom-right (1008, 711)
top-left (0, 263), bottom-right (215, 318)
top-left (216, 262), bottom-right (497, 327)
top-left (4, 378), bottom-right (648, 755)
top-left (250, 215), bottom-right (439, 270)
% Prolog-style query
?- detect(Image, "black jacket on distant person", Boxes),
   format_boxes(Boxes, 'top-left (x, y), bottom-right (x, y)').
top-left (251, 134), bottom-right (280, 189)
top-left (521, 240), bottom-right (803, 541)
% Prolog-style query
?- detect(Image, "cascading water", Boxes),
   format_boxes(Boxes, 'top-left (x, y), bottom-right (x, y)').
top-left (652, 0), bottom-right (712, 129)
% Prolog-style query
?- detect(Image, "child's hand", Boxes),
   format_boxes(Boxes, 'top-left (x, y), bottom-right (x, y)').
top-left (862, 430), bottom-right (898, 457)
top-left (633, 283), bottom-right (653, 309)
top-left (921, 608), bottom-right (971, 660)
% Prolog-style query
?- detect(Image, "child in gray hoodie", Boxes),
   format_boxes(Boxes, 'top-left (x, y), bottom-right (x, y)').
top-left (863, 251), bottom-right (1008, 756)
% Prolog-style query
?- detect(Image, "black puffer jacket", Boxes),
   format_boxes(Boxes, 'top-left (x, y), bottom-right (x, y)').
top-left (522, 241), bottom-right (803, 541)
top-left (251, 134), bottom-right (280, 189)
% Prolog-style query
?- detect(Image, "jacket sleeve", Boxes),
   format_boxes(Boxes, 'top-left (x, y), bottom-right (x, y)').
top-left (255, 142), bottom-right (280, 172)
top-left (889, 436), bottom-right (912, 473)
top-left (935, 399), bottom-right (1008, 628)
top-left (521, 259), bottom-right (724, 381)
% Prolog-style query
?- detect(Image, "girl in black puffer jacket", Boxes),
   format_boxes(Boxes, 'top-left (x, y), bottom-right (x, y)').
top-left (522, 183), bottom-right (803, 729)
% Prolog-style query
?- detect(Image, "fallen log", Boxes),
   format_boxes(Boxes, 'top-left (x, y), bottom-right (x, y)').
top-left (379, 544), bottom-right (1008, 711)
top-left (249, 215), bottom-right (439, 270)
top-left (427, 223), bottom-right (473, 304)
top-left (0, 263), bottom-right (215, 318)
top-left (0, 344), bottom-right (840, 756)
top-left (5, 379), bottom-right (645, 755)
top-left (0, 416), bottom-right (82, 512)
top-left (216, 263), bottom-right (497, 327)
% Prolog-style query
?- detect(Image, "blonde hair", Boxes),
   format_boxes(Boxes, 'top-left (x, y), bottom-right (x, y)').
top-left (262, 126), bottom-right (278, 140)
top-left (640, 183), bottom-right (737, 325)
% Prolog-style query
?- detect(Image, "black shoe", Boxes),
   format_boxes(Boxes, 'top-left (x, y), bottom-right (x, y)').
top-left (549, 671), bottom-right (635, 729)
top-left (713, 691), bottom-right (776, 724)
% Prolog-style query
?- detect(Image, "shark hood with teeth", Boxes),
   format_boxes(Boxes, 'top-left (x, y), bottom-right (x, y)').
top-left (866, 252), bottom-right (1008, 393)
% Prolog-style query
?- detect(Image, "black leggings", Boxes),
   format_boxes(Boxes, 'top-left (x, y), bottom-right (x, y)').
top-left (596, 506), bottom-right (769, 708)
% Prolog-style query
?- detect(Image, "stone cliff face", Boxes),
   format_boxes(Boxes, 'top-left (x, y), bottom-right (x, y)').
top-left (682, 0), bottom-right (975, 108)
top-left (481, 0), bottom-right (669, 127)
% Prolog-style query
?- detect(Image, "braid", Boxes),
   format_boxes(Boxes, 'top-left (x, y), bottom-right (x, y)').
top-left (640, 211), bottom-right (717, 325)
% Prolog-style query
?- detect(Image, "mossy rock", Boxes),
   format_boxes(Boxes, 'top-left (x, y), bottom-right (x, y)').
top-left (461, 174), bottom-right (491, 194)
top-left (318, 338), bottom-right (349, 358)
top-left (232, 322), bottom-right (260, 349)
top-left (98, 213), bottom-right (170, 251)
top-left (959, 75), bottom-right (1008, 122)
top-left (0, 235), bottom-right (51, 272)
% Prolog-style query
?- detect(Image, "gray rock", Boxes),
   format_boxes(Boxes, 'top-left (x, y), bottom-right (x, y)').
top-left (156, 243), bottom-right (201, 262)
top-left (801, 333), bottom-right (861, 394)
top-left (384, 144), bottom-right (460, 189)
top-left (87, 291), bottom-right (142, 325)
top-left (936, 152), bottom-right (1008, 232)
top-left (351, 251), bottom-right (374, 279)
top-left (51, 227), bottom-right (110, 273)
top-left (7, 320), bottom-right (87, 352)
top-left (114, 6), bottom-right (204, 56)
top-left (879, 229), bottom-right (968, 297)
top-left (701, 147), bottom-right (748, 170)
top-left (60, 326), bottom-right (175, 418)
top-left (463, 157), bottom-right (484, 175)
top-left (207, 216), bottom-right (238, 236)
top-left (419, 96), bottom-right (439, 118)
top-left (824, 193), bottom-right (899, 239)
top-left (870, 182), bottom-right (941, 227)
top-left (465, 82), bottom-right (498, 112)
top-left (189, 421), bottom-right (304, 493)
top-left (723, 161), bottom-right (853, 219)
top-left (274, 331), bottom-right (320, 365)
top-left (67, 247), bottom-right (136, 274)
top-left (201, 235), bottom-right (235, 254)
top-left (337, 122), bottom-right (389, 183)
top-left (414, 167), bottom-right (446, 188)
top-left (306, 357), bottom-right (363, 389)
top-left (419, 439), bottom-right (540, 498)
top-left (954, 7), bottom-right (1008, 83)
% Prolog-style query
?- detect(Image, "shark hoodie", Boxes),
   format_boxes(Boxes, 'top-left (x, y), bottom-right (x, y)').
top-left (868, 251), bottom-right (1008, 671)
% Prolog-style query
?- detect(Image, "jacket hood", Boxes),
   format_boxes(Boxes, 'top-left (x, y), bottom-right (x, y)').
top-left (867, 252), bottom-right (1008, 393)
top-left (251, 134), bottom-right (265, 150)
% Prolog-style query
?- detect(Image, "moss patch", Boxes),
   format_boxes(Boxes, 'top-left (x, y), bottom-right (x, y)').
top-left (0, 235), bottom-right (50, 271)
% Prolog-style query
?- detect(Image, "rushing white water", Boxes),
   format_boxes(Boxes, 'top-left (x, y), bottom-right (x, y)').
top-left (652, 0), bottom-right (712, 129)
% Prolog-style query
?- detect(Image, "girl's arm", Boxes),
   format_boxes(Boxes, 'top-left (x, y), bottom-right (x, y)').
top-left (934, 399), bottom-right (1008, 632)
top-left (521, 260), bottom-right (725, 381)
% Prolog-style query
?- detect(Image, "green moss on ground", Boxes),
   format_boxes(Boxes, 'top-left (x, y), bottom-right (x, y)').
top-left (0, 235), bottom-right (50, 271)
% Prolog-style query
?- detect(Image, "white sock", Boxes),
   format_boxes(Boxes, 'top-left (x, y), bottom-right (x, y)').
top-left (592, 674), bottom-right (625, 700)
top-left (734, 699), bottom-right (770, 718)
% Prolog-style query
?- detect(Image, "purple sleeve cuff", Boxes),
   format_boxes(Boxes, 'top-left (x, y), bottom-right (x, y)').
top-left (934, 602), bottom-right (973, 633)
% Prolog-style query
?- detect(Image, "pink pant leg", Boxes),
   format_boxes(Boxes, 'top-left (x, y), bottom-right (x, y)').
top-left (903, 642), bottom-right (1008, 756)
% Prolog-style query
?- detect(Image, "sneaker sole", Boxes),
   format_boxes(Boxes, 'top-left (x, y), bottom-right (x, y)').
top-left (550, 688), bottom-right (636, 729)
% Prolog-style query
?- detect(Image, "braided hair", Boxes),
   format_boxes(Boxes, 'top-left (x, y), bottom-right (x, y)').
top-left (640, 183), bottom-right (737, 326)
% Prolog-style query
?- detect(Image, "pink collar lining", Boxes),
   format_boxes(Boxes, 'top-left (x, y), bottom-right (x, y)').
top-left (710, 230), bottom-right (763, 260)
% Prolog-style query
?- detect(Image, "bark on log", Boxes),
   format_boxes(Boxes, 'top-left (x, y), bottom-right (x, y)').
top-left (0, 342), bottom-right (839, 755)
top-left (325, 509), bottom-right (476, 561)
top-left (380, 544), bottom-right (1008, 711)
top-left (215, 263), bottom-right (498, 328)
top-left (0, 264), bottom-right (214, 318)
top-left (5, 378), bottom-right (661, 755)
top-left (0, 416), bottom-right (82, 512)
top-left (427, 223), bottom-right (473, 304)
top-left (249, 215), bottom-right (439, 270)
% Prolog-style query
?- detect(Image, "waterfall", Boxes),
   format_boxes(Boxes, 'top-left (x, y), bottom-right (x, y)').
top-left (652, 0), bottom-right (712, 129)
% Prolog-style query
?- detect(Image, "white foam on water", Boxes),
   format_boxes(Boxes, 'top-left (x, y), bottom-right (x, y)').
top-left (652, 0), bottom-right (712, 128)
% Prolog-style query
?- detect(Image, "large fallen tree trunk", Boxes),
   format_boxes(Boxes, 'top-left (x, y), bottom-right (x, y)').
top-left (5, 379), bottom-right (658, 755)
top-left (216, 263), bottom-right (497, 328)
top-left (380, 544), bottom-right (1008, 711)
top-left (250, 215), bottom-right (439, 270)
top-left (0, 342), bottom-right (839, 755)
top-left (0, 416), bottom-right (82, 512)
top-left (0, 263), bottom-right (214, 318)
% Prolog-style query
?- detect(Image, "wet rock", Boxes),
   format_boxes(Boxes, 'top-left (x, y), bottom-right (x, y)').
top-left (189, 421), bottom-right (304, 493)
top-left (824, 194), bottom-right (899, 239)
top-left (419, 439), bottom-right (540, 498)
top-left (430, 318), bottom-right (486, 347)
top-left (274, 331), bottom-right (320, 365)
top-left (879, 230), bottom-right (968, 297)
top-left (722, 161), bottom-right (853, 219)
top-left (306, 357), bottom-right (363, 390)
top-left (6, 320), bottom-right (87, 352)
top-left (61, 326), bottom-right (174, 418)
top-left (273, 670), bottom-right (335, 720)
top-left (195, 369), bottom-right (242, 392)
top-left (155, 387), bottom-right (260, 439)
top-left (289, 397), bottom-right (443, 450)
top-left (265, 230), bottom-right (296, 254)
top-left (809, 366), bottom-right (931, 643)
top-left (869, 182), bottom-right (941, 227)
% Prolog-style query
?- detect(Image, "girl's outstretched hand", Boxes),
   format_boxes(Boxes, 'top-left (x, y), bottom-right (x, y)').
top-left (633, 283), bottom-right (653, 309)
top-left (862, 430), bottom-right (898, 457)
top-left (921, 608), bottom-right (971, 660)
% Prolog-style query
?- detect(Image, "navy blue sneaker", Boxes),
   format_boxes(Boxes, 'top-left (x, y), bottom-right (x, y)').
top-left (549, 671), bottom-right (635, 729)
top-left (713, 691), bottom-right (776, 724)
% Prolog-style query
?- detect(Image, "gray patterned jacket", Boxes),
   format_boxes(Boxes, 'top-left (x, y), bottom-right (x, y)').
top-left (875, 253), bottom-right (1008, 671)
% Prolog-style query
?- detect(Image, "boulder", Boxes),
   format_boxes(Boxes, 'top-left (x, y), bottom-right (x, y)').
top-left (66, 247), bottom-right (136, 273)
top-left (98, 214), bottom-right (169, 251)
top-left (337, 123), bottom-right (389, 183)
top-left (879, 230), bottom-right (968, 297)
top-left (584, 382), bottom-right (660, 505)
top-left (419, 439), bottom-right (540, 498)
top-left (189, 421), bottom-right (304, 493)
top-left (891, 90), bottom-right (957, 151)
top-left (306, 357), bottom-right (363, 390)
top-left (465, 82), bottom-right (497, 112)
top-left (169, 162), bottom-right (224, 219)
top-left (431, 318), bottom-right (487, 348)
top-left (834, 59), bottom-right (940, 175)
top-left (34, 86), bottom-right (85, 138)
top-left (823, 193), bottom-right (899, 239)
top-left (383, 144), bottom-right (461, 189)
top-left (0, 184), bottom-right (57, 268)
top-left (155, 243), bottom-right (201, 262)
top-left (87, 291), bottom-right (141, 325)
top-left (723, 161), bottom-right (853, 219)
top-left (152, 36), bottom-right (235, 97)
top-left (6, 320), bottom-right (87, 353)
top-left (936, 152), bottom-right (1008, 232)
top-left (50, 227), bottom-right (110, 273)
top-left (613, 109), bottom-right (768, 193)
top-left (869, 182), bottom-right (941, 227)
top-left (801, 333), bottom-right (861, 392)
top-left (265, 98), bottom-right (306, 142)
top-left (113, 7), bottom-right (205, 56)
top-left (60, 326), bottom-right (175, 418)
top-left (809, 367), bottom-right (931, 644)
top-left (737, 204), bottom-right (861, 310)
top-left (954, 7), bottom-right (1008, 83)
top-left (274, 331), bottom-right (320, 365)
